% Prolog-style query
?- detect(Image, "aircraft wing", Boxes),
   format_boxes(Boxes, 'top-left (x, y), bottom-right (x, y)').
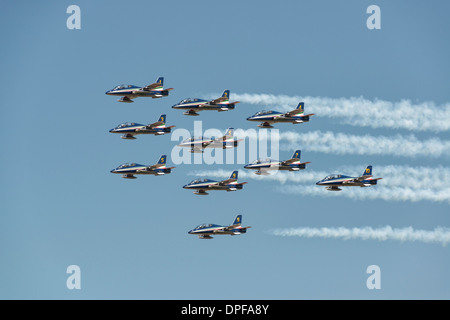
top-left (224, 224), bottom-right (240, 231)
top-left (342, 175), bottom-right (372, 184)
top-left (146, 163), bottom-right (175, 171)
top-left (145, 120), bottom-right (164, 129)
top-left (218, 178), bottom-right (237, 186)
top-left (254, 169), bottom-right (270, 175)
top-left (284, 109), bottom-right (304, 117)
top-left (202, 140), bottom-right (213, 147)
top-left (285, 108), bottom-right (315, 117)
top-left (142, 82), bottom-right (161, 91)
top-left (355, 174), bottom-right (373, 182)
top-left (209, 96), bottom-right (228, 105)
top-left (198, 235), bottom-right (213, 239)
top-left (189, 147), bottom-right (205, 153)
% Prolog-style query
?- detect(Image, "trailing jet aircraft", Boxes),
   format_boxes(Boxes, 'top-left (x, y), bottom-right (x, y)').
top-left (244, 150), bottom-right (310, 175)
top-left (171, 90), bottom-right (239, 116)
top-left (183, 171), bottom-right (247, 195)
top-left (105, 77), bottom-right (173, 103)
top-left (188, 215), bottom-right (251, 239)
top-left (316, 165), bottom-right (382, 191)
top-left (246, 102), bottom-right (314, 128)
top-left (109, 114), bottom-right (175, 140)
top-left (177, 128), bottom-right (242, 153)
top-left (110, 155), bottom-right (175, 179)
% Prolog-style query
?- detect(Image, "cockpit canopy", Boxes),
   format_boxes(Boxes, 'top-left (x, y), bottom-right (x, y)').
top-left (182, 136), bottom-right (204, 142)
top-left (323, 174), bottom-right (343, 181)
top-left (194, 223), bottom-right (218, 230)
top-left (113, 84), bottom-right (135, 90)
top-left (252, 110), bottom-right (279, 117)
top-left (189, 178), bottom-right (210, 184)
top-left (117, 163), bottom-right (140, 169)
top-left (115, 122), bottom-right (141, 129)
top-left (250, 158), bottom-right (276, 164)
top-left (178, 98), bottom-right (206, 104)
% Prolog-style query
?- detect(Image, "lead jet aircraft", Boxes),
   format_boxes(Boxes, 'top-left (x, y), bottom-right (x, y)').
top-left (110, 155), bottom-right (175, 179)
top-left (316, 165), bottom-right (382, 191)
top-left (171, 90), bottom-right (239, 116)
top-left (105, 77), bottom-right (173, 103)
top-left (246, 102), bottom-right (314, 128)
top-left (188, 215), bottom-right (251, 239)
top-left (183, 171), bottom-right (247, 195)
top-left (177, 128), bottom-right (242, 153)
top-left (109, 114), bottom-right (175, 140)
top-left (244, 150), bottom-right (310, 175)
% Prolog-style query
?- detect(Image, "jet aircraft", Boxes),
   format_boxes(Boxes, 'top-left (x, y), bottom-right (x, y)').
top-left (171, 90), bottom-right (239, 116)
top-left (246, 102), bottom-right (314, 128)
top-left (188, 215), bottom-right (251, 239)
top-left (177, 128), bottom-right (242, 153)
top-left (105, 77), bottom-right (173, 103)
top-left (244, 150), bottom-right (310, 175)
top-left (110, 155), bottom-right (174, 179)
top-left (183, 171), bottom-right (247, 195)
top-left (316, 165), bottom-right (382, 191)
top-left (109, 114), bottom-right (175, 140)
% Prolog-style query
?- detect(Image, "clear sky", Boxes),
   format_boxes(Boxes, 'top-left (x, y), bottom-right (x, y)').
top-left (1, 0), bottom-right (449, 299)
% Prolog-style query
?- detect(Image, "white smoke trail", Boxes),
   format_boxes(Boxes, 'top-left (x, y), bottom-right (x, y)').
top-left (231, 93), bottom-right (450, 132)
top-left (230, 129), bottom-right (450, 158)
top-left (277, 185), bottom-right (450, 204)
top-left (270, 226), bottom-right (450, 246)
top-left (190, 165), bottom-right (450, 189)
top-left (189, 165), bottom-right (450, 204)
top-left (278, 131), bottom-right (450, 158)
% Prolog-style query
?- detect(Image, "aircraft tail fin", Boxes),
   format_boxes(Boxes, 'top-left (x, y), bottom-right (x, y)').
top-left (232, 215), bottom-right (242, 226)
top-left (224, 127), bottom-right (234, 138)
top-left (222, 90), bottom-right (230, 101)
top-left (362, 165), bottom-right (373, 177)
top-left (296, 102), bottom-right (305, 113)
top-left (291, 150), bottom-right (301, 160)
top-left (230, 170), bottom-right (238, 180)
top-left (157, 155), bottom-right (167, 165)
top-left (158, 114), bottom-right (166, 125)
top-left (156, 77), bottom-right (164, 86)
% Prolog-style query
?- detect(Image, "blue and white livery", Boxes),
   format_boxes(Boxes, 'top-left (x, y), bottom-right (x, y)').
top-left (244, 150), bottom-right (310, 175)
top-left (188, 215), bottom-right (251, 239)
top-left (172, 90), bottom-right (239, 116)
top-left (183, 171), bottom-right (247, 195)
top-left (316, 165), bottom-right (382, 191)
top-left (110, 155), bottom-right (175, 179)
top-left (247, 102), bottom-right (314, 128)
top-left (109, 114), bottom-right (175, 140)
top-left (177, 128), bottom-right (242, 153)
top-left (105, 77), bottom-right (173, 103)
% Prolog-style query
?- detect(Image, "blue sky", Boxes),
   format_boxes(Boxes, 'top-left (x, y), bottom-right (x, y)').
top-left (1, 1), bottom-right (449, 299)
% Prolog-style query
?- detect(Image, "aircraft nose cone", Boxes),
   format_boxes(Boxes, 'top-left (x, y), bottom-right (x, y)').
top-left (109, 129), bottom-right (114, 133)
top-left (105, 91), bottom-right (110, 95)
top-left (111, 169), bottom-right (116, 173)
top-left (316, 181), bottom-right (321, 185)
top-left (188, 230), bottom-right (193, 234)
top-left (244, 165), bottom-right (249, 169)
top-left (183, 185), bottom-right (188, 189)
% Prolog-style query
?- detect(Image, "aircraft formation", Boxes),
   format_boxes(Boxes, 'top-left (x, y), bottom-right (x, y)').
top-left (106, 76), bottom-right (382, 239)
